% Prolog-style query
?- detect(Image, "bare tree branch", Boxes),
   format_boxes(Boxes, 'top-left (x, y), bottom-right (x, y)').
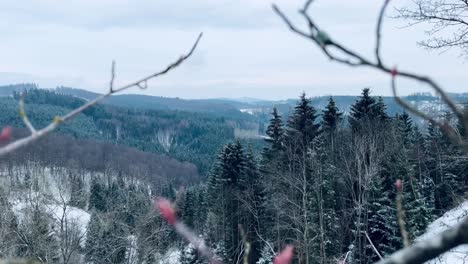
top-left (109, 60), bottom-right (116, 92)
top-left (394, 0), bottom-right (468, 57)
top-left (19, 92), bottom-right (36, 134)
top-left (273, 1), bottom-right (468, 154)
top-left (376, 0), bottom-right (391, 66)
top-left (363, 231), bottom-right (384, 261)
top-left (273, 1), bottom-right (468, 263)
top-left (0, 32), bottom-right (203, 157)
top-left (376, 217), bottom-right (468, 264)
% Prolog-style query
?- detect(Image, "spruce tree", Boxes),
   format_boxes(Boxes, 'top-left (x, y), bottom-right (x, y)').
top-left (396, 112), bottom-right (413, 146)
top-left (322, 96), bottom-right (343, 155)
top-left (264, 107), bottom-right (285, 156)
top-left (85, 212), bottom-right (105, 264)
top-left (366, 175), bottom-right (401, 261)
top-left (322, 96), bottom-right (343, 134)
top-left (69, 173), bottom-right (86, 209)
top-left (286, 92), bottom-right (321, 148)
top-left (89, 177), bottom-right (107, 212)
top-left (206, 142), bottom-right (246, 262)
top-left (373, 97), bottom-right (390, 122)
top-left (349, 88), bottom-right (377, 131)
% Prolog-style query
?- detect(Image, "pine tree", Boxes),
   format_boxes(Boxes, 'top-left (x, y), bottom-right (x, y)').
top-left (85, 212), bottom-right (105, 264)
top-left (396, 112), bottom-right (413, 146)
top-left (182, 187), bottom-right (197, 229)
top-left (240, 147), bottom-right (263, 263)
top-left (206, 142), bottom-right (246, 262)
top-left (256, 244), bottom-right (275, 264)
top-left (264, 107), bottom-right (285, 156)
top-left (349, 88), bottom-right (377, 131)
top-left (89, 177), bottom-right (107, 212)
top-left (424, 122), bottom-right (459, 213)
top-left (322, 96), bottom-right (343, 134)
top-left (322, 96), bottom-right (343, 155)
top-left (373, 97), bottom-right (390, 122)
top-left (366, 175), bottom-right (401, 261)
top-left (205, 141), bottom-right (266, 262)
top-left (286, 92), bottom-right (321, 148)
top-left (69, 173), bottom-right (86, 209)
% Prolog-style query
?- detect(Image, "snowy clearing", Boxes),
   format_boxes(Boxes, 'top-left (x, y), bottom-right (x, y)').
top-left (418, 201), bottom-right (468, 264)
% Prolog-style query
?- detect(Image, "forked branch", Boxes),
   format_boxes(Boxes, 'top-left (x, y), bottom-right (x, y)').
top-left (273, 1), bottom-right (468, 152)
top-left (273, 1), bottom-right (468, 263)
top-left (0, 33), bottom-right (203, 157)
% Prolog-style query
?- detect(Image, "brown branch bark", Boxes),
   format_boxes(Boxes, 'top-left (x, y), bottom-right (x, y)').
top-left (273, 1), bottom-right (468, 263)
top-left (0, 33), bottom-right (202, 157)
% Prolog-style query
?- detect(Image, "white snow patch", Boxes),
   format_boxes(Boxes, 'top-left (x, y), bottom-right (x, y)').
top-left (12, 200), bottom-right (91, 246)
top-left (126, 235), bottom-right (138, 264)
top-left (240, 108), bottom-right (261, 115)
top-left (46, 203), bottom-right (91, 236)
top-left (418, 201), bottom-right (468, 264)
top-left (156, 248), bottom-right (181, 264)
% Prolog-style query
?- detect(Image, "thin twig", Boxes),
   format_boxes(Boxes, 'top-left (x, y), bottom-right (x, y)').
top-left (109, 60), bottom-right (116, 92)
top-left (273, 1), bottom-right (468, 263)
top-left (18, 92), bottom-right (37, 134)
top-left (0, 32), bottom-right (203, 157)
top-left (239, 225), bottom-right (251, 264)
top-left (376, 0), bottom-right (391, 66)
top-left (273, 1), bottom-right (468, 153)
top-left (396, 180), bottom-right (411, 247)
top-left (364, 231), bottom-right (384, 260)
top-left (174, 222), bottom-right (222, 264)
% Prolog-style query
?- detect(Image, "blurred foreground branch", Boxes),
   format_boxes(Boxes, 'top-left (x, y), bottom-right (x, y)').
top-left (0, 33), bottom-right (203, 157)
top-left (273, 1), bottom-right (468, 263)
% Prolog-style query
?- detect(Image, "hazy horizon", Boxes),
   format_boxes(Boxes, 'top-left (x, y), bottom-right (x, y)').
top-left (1, 0), bottom-right (467, 100)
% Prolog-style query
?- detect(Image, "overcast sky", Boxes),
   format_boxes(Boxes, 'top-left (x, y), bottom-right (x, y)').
top-left (0, 0), bottom-right (467, 100)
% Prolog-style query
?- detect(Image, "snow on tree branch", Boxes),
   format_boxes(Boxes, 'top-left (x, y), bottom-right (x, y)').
top-left (273, 0), bottom-right (468, 263)
top-left (0, 32), bottom-right (203, 157)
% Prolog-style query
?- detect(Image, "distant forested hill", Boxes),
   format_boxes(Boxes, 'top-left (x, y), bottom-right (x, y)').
top-left (1, 83), bottom-right (466, 175)
top-left (0, 87), bottom-right (264, 176)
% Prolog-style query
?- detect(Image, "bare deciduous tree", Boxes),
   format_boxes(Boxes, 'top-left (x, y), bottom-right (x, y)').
top-left (394, 0), bottom-right (468, 57)
top-left (273, 0), bottom-right (468, 263)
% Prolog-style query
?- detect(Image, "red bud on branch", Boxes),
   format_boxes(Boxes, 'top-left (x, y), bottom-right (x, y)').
top-left (0, 127), bottom-right (12, 142)
top-left (274, 245), bottom-right (294, 264)
top-left (396, 179), bottom-right (402, 192)
top-left (155, 198), bottom-right (177, 225)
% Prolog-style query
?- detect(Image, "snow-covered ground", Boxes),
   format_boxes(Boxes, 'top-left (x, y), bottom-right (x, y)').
top-left (418, 201), bottom-right (468, 264)
top-left (156, 248), bottom-right (181, 264)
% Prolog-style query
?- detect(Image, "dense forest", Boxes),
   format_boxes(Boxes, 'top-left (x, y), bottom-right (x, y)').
top-left (0, 87), bottom-right (466, 263)
top-left (183, 89), bottom-right (468, 264)
top-left (0, 87), bottom-right (266, 176)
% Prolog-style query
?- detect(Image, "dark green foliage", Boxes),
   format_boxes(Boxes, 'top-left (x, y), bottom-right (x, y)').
top-left (69, 173), bottom-right (86, 209)
top-left (264, 107), bottom-right (285, 156)
top-left (366, 176), bottom-right (401, 261)
top-left (0, 88), bottom-right (255, 176)
top-left (322, 96), bottom-right (343, 134)
top-left (349, 88), bottom-right (377, 130)
top-left (1, 87), bottom-right (466, 264)
top-left (89, 177), bottom-right (107, 212)
top-left (286, 93), bottom-right (321, 147)
top-left (206, 141), bottom-right (263, 262)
